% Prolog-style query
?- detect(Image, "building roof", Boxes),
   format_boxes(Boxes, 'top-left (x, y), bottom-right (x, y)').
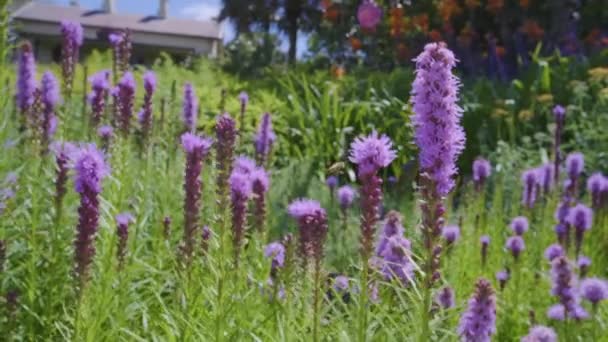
top-left (12, 2), bottom-right (222, 40)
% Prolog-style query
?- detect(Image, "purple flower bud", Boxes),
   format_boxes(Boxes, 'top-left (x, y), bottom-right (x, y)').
top-left (458, 278), bottom-right (497, 341)
top-left (180, 133), bottom-right (212, 265)
top-left (239, 91), bottom-right (249, 105)
top-left (357, 0), bottom-right (382, 31)
top-left (553, 105), bottom-right (566, 122)
top-left (337, 185), bottom-right (356, 211)
top-left (587, 173), bottom-right (607, 209)
top-left (509, 216), bottom-right (529, 236)
top-left (522, 326), bottom-right (557, 342)
top-left (521, 169), bottom-right (539, 209)
top-left (16, 41), bottom-right (37, 116)
top-left (567, 203), bottom-right (593, 255)
top-left (333, 275), bottom-right (350, 292)
top-left (506, 236), bottom-right (525, 260)
top-left (325, 176), bottom-right (338, 191)
top-left (442, 225), bottom-right (460, 245)
top-left (411, 43), bottom-right (465, 197)
top-left (435, 286), bottom-right (455, 309)
top-left (473, 158), bottom-right (492, 189)
top-left (496, 270), bottom-right (509, 290)
top-left (578, 256), bottom-right (591, 277)
top-left (230, 169), bottom-right (253, 267)
top-left (182, 83), bottom-right (197, 132)
top-left (264, 241), bottom-right (285, 271)
top-left (115, 212), bottom-right (133, 269)
top-left (544, 244), bottom-right (564, 261)
top-left (254, 113), bottom-right (276, 165)
top-left (580, 278), bottom-right (608, 305)
top-left (73, 144), bottom-right (109, 284)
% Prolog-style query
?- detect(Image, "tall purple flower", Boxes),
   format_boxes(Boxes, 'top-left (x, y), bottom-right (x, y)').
top-left (109, 30), bottom-right (131, 79)
top-left (251, 167), bottom-right (269, 234)
top-left (51, 142), bottom-right (77, 223)
top-left (287, 199), bottom-right (328, 264)
top-left (238, 91), bottom-right (249, 132)
top-left (357, 0), bottom-right (382, 31)
top-left (521, 168), bottom-right (539, 209)
top-left (139, 71), bottom-right (156, 140)
top-left (472, 158), bottom-right (491, 191)
top-left (587, 173), bottom-right (607, 209)
top-left (182, 83), bottom-right (197, 132)
top-left (254, 112), bottom-right (276, 166)
top-left (538, 163), bottom-right (554, 195)
top-left (16, 41), bottom-right (36, 117)
top-left (458, 278), bottom-right (497, 342)
top-left (553, 105), bottom-right (566, 186)
top-left (215, 113), bottom-right (237, 210)
top-left (565, 152), bottom-right (584, 195)
top-left (379, 235), bottom-right (414, 285)
top-left (115, 212), bottom-right (133, 269)
top-left (567, 204), bottom-right (593, 256)
top-left (88, 70), bottom-right (110, 128)
top-left (116, 72), bottom-right (136, 135)
top-left (60, 21), bottom-right (83, 100)
top-left (349, 131), bottom-right (396, 261)
top-left (521, 326), bottom-right (557, 342)
top-left (509, 216), bottom-right (529, 236)
top-left (73, 144), bottom-right (110, 286)
top-left (506, 236), bottom-right (525, 260)
top-left (230, 168), bottom-right (253, 268)
top-left (181, 133), bottom-right (213, 265)
top-left (40, 70), bottom-right (60, 147)
top-left (548, 256), bottom-right (588, 321)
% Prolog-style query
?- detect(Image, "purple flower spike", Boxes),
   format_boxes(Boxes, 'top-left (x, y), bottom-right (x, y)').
top-left (51, 142), bottom-right (77, 212)
top-left (567, 203), bottom-right (593, 255)
top-left (566, 152), bottom-right (584, 183)
top-left (544, 244), bottom-right (564, 262)
top-left (16, 41), bottom-right (37, 116)
top-left (496, 270), bottom-right (509, 290)
top-left (587, 173), bottom-right (607, 209)
top-left (251, 167), bottom-right (270, 233)
top-left (506, 236), bottom-right (525, 260)
top-left (357, 0), bottom-right (382, 31)
top-left (379, 235), bottom-right (414, 286)
top-left (88, 70), bottom-right (110, 127)
top-left (115, 212), bottom-right (133, 269)
top-left (73, 144), bottom-right (109, 285)
top-left (521, 169), bottom-right (539, 209)
top-left (538, 163), bottom-right (554, 194)
top-left (254, 113), bottom-right (276, 165)
top-left (412, 43), bottom-right (465, 197)
top-left (473, 158), bottom-right (491, 190)
top-left (139, 71), bottom-right (156, 140)
top-left (580, 278), bottom-right (608, 306)
top-left (337, 185), bottom-right (356, 212)
top-left (40, 70), bottom-right (61, 145)
top-left (180, 133), bottom-right (213, 265)
top-left (182, 83), bottom-right (198, 132)
top-left (522, 326), bottom-right (557, 342)
top-left (230, 169), bottom-right (253, 267)
top-left (549, 256), bottom-right (588, 321)
top-left (264, 241), bottom-right (285, 273)
top-left (287, 199), bottom-right (328, 264)
top-left (442, 225), bottom-right (460, 245)
top-left (509, 216), bottom-right (529, 236)
top-left (215, 113), bottom-right (238, 210)
top-left (349, 131), bottom-right (396, 260)
top-left (116, 72), bottom-right (136, 135)
top-left (458, 278), bottom-right (497, 342)
top-left (60, 21), bottom-right (83, 99)
top-left (376, 211), bottom-right (405, 256)
top-left (435, 286), bottom-right (455, 309)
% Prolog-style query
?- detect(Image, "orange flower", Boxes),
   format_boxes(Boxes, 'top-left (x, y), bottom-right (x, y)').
top-left (486, 0), bottom-right (504, 14)
top-left (389, 6), bottom-right (405, 38)
top-left (520, 20), bottom-right (544, 41)
top-left (331, 65), bottom-right (345, 79)
top-left (412, 14), bottom-right (429, 33)
top-left (350, 37), bottom-right (362, 51)
top-left (519, 0), bottom-right (530, 8)
top-left (438, 0), bottom-right (462, 22)
top-left (429, 30), bottom-right (442, 42)
top-left (323, 4), bottom-right (340, 22)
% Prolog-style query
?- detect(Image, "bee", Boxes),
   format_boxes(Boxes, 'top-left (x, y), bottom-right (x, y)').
top-left (327, 162), bottom-right (346, 176)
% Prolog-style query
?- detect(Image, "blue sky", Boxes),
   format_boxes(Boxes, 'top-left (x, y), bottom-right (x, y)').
top-left (51, 0), bottom-right (307, 55)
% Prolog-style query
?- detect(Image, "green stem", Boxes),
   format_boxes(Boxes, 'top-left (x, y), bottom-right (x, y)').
top-left (358, 255), bottom-right (369, 342)
top-left (312, 257), bottom-right (321, 342)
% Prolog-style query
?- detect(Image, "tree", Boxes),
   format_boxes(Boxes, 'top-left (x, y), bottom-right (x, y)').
top-left (278, 0), bottom-right (321, 64)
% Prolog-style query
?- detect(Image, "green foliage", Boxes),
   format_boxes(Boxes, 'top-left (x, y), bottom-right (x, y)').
top-left (222, 32), bottom-right (284, 77)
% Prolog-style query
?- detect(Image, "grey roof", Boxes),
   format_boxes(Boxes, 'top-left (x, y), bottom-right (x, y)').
top-left (12, 2), bottom-right (221, 40)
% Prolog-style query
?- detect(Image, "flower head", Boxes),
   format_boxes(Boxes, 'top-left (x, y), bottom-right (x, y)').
top-left (60, 21), bottom-right (84, 47)
top-left (181, 132), bottom-right (213, 155)
top-left (326, 176), bottom-right (338, 190)
top-left (143, 71), bottom-right (156, 94)
top-left (411, 42), bottom-right (465, 196)
top-left (553, 105), bottom-right (566, 122)
top-left (580, 278), bottom-right (608, 305)
top-left (544, 244), bottom-right (564, 261)
top-left (74, 144), bottom-right (110, 194)
top-left (435, 286), bottom-right (455, 309)
top-left (349, 131), bottom-right (396, 176)
top-left (442, 225), bottom-right (460, 244)
top-left (182, 83), bottom-right (198, 132)
top-left (587, 173), bottom-right (607, 207)
top-left (509, 216), bottom-right (529, 236)
top-left (521, 325), bottom-right (557, 342)
top-left (41, 70), bottom-right (60, 108)
top-left (473, 158), bottom-right (492, 184)
top-left (565, 152), bottom-right (584, 180)
top-left (115, 212), bottom-right (134, 227)
top-left (337, 185), bottom-right (356, 210)
top-left (458, 278), bottom-right (497, 342)
top-left (264, 241), bottom-right (285, 269)
top-left (506, 236), bottom-right (525, 259)
top-left (234, 156), bottom-right (256, 175)
top-left (97, 125), bottom-right (113, 139)
top-left (255, 113), bottom-right (276, 160)
top-left (538, 163), bottom-right (554, 194)
top-left (357, 0), bottom-right (382, 30)
top-left (239, 91), bottom-right (249, 105)
top-left (521, 168), bottom-right (539, 208)
top-left (566, 204), bottom-right (593, 232)
top-left (16, 41), bottom-right (37, 114)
